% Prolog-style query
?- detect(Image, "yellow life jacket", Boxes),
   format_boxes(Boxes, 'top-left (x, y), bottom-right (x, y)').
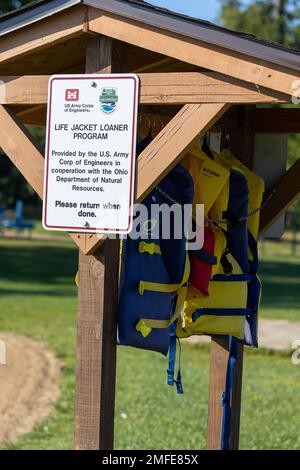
top-left (189, 145), bottom-right (230, 216)
top-left (187, 146), bottom-right (230, 278)
top-left (179, 148), bottom-right (252, 341)
top-left (177, 253), bottom-right (248, 340)
top-left (214, 148), bottom-right (265, 240)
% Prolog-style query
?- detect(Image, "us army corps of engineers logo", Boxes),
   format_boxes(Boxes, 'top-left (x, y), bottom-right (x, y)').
top-left (100, 87), bottom-right (118, 114)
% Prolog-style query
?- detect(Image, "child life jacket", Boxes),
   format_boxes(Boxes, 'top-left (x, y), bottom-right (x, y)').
top-left (117, 163), bottom-right (194, 356)
top-left (177, 164), bottom-right (253, 344)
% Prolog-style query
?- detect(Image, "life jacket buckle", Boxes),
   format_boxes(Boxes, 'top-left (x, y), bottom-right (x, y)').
top-left (139, 241), bottom-right (158, 255)
top-left (138, 281), bottom-right (145, 295)
top-left (136, 320), bottom-right (152, 338)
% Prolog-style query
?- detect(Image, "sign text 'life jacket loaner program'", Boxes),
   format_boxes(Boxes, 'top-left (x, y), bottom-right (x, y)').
top-left (43, 74), bottom-right (139, 234)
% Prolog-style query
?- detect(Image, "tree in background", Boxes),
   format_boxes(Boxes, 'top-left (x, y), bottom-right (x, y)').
top-left (220, 0), bottom-right (300, 227)
top-left (0, 2), bottom-right (44, 211)
top-left (220, 0), bottom-right (300, 48)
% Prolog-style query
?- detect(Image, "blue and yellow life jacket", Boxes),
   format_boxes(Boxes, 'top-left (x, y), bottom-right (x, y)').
top-left (117, 163), bottom-right (194, 356)
top-left (177, 146), bottom-right (264, 349)
top-left (177, 166), bottom-right (251, 343)
top-left (215, 149), bottom-right (265, 347)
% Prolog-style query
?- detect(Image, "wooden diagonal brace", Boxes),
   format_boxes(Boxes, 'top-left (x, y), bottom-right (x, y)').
top-left (0, 104), bottom-right (87, 252)
top-left (259, 158), bottom-right (300, 234)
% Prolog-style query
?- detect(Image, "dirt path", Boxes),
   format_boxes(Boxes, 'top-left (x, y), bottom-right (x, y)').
top-left (0, 332), bottom-right (62, 447)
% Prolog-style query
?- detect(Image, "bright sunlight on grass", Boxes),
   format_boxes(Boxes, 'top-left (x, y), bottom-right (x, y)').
top-left (0, 237), bottom-right (299, 449)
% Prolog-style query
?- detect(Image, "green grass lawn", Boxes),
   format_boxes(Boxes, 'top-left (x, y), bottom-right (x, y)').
top-left (0, 237), bottom-right (299, 450)
top-left (258, 239), bottom-right (300, 320)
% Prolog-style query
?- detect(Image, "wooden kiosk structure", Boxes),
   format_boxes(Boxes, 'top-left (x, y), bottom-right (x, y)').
top-left (0, 0), bottom-right (300, 450)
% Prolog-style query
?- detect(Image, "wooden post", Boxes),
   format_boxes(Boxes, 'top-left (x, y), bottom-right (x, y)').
top-left (74, 36), bottom-right (120, 450)
top-left (206, 105), bottom-right (255, 450)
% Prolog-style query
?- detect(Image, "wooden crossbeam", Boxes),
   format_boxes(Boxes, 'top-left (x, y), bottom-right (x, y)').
top-left (0, 105), bottom-right (87, 252)
top-left (88, 7), bottom-right (300, 97)
top-left (259, 158), bottom-right (300, 234)
top-left (84, 102), bottom-right (229, 254)
top-left (0, 72), bottom-right (289, 105)
top-left (255, 108), bottom-right (300, 133)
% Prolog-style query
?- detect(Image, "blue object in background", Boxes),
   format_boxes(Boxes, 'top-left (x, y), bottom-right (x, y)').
top-left (0, 200), bottom-right (35, 233)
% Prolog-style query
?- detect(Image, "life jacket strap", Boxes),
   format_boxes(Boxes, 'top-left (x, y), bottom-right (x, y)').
top-left (221, 336), bottom-right (238, 450)
top-left (138, 251), bottom-right (190, 296)
top-left (192, 307), bottom-right (251, 323)
top-left (139, 279), bottom-right (181, 295)
top-left (136, 285), bottom-right (187, 337)
top-left (167, 326), bottom-right (184, 394)
top-left (136, 252), bottom-right (190, 336)
top-left (213, 273), bottom-right (252, 282)
top-left (138, 241), bottom-right (161, 255)
top-left (194, 248), bottom-right (217, 265)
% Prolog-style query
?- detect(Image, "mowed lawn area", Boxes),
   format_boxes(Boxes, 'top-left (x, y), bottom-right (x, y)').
top-left (0, 237), bottom-right (300, 450)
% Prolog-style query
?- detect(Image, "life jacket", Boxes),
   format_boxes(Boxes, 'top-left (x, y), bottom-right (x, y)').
top-left (117, 163), bottom-right (194, 356)
top-left (214, 149), bottom-right (265, 347)
top-left (190, 145), bottom-right (230, 217)
top-left (177, 170), bottom-right (250, 339)
top-left (208, 149), bottom-right (264, 449)
top-left (186, 147), bottom-right (230, 297)
top-left (181, 147), bottom-right (264, 348)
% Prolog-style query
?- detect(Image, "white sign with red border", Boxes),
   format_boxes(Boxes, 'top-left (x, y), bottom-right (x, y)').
top-left (43, 74), bottom-right (139, 234)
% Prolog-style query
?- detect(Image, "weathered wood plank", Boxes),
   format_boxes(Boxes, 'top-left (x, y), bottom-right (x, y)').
top-left (0, 6), bottom-right (86, 66)
top-left (88, 7), bottom-right (300, 96)
top-left (207, 337), bottom-right (229, 449)
top-left (0, 72), bottom-right (289, 105)
top-left (74, 36), bottom-right (120, 451)
top-left (255, 108), bottom-right (300, 133)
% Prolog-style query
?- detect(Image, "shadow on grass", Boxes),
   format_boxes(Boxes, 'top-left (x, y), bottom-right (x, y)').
top-left (0, 244), bottom-right (77, 286)
top-left (0, 288), bottom-right (75, 296)
top-left (259, 258), bottom-right (300, 310)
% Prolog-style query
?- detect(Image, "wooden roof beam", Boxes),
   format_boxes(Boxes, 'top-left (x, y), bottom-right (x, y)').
top-left (0, 5), bottom-right (87, 67)
top-left (88, 7), bottom-right (300, 97)
top-left (255, 108), bottom-right (300, 133)
top-left (0, 72), bottom-right (290, 106)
